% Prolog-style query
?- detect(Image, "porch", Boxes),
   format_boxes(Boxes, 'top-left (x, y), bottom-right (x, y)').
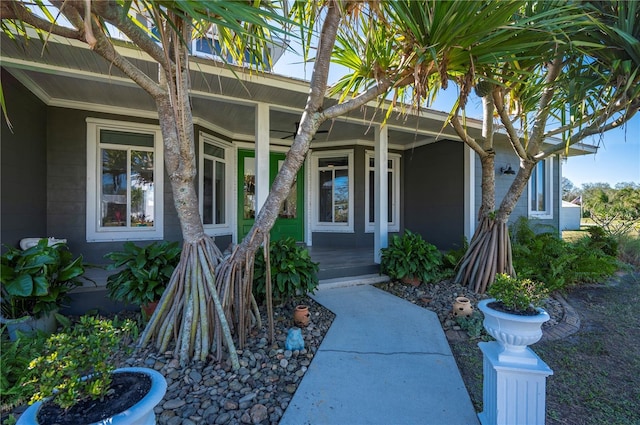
top-left (307, 246), bottom-right (381, 281)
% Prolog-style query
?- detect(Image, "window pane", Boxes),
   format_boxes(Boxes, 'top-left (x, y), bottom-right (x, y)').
top-left (388, 170), bottom-right (393, 223)
top-left (204, 143), bottom-right (225, 159)
top-left (319, 170), bottom-right (333, 222)
top-left (101, 149), bottom-right (127, 227)
top-left (100, 129), bottom-right (153, 147)
top-left (536, 162), bottom-right (546, 211)
top-left (215, 161), bottom-right (225, 223)
top-left (369, 169), bottom-right (375, 222)
top-left (319, 157), bottom-right (348, 168)
top-left (130, 151), bottom-right (154, 226)
top-left (203, 159), bottom-right (214, 225)
top-left (334, 169), bottom-right (349, 222)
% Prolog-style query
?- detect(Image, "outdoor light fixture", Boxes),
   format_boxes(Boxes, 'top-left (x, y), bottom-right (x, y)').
top-left (500, 164), bottom-right (516, 175)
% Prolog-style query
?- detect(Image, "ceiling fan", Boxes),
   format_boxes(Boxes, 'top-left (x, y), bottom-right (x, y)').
top-left (271, 122), bottom-right (329, 140)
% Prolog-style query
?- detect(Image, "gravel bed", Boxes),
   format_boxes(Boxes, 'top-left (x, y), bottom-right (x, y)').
top-left (114, 296), bottom-right (335, 425)
top-left (376, 278), bottom-right (564, 332)
top-left (8, 281), bottom-right (563, 425)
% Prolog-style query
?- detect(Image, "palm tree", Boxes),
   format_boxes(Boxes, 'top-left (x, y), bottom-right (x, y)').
top-left (328, 0), bottom-right (639, 293)
top-left (452, 0), bottom-right (640, 292)
top-left (1, 0), bottom-right (294, 367)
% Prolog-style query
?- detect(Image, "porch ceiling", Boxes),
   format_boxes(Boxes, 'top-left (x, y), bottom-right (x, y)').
top-left (2, 32), bottom-right (593, 156)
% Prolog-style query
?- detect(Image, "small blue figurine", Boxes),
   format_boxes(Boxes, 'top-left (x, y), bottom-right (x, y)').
top-left (285, 327), bottom-right (305, 351)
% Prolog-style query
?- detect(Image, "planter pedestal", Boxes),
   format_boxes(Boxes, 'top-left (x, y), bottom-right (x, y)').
top-left (478, 341), bottom-right (553, 425)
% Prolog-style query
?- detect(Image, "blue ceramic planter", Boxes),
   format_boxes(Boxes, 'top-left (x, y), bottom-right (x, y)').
top-left (17, 367), bottom-right (167, 425)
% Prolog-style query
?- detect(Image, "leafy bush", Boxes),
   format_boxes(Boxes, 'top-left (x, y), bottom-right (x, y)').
top-left (615, 233), bottom-right (640, 269)
top-left (442, 238), bottom-right (468, 274)
top-left (488, 273), bottom-right (549, 313)
top-left (1, 239), bottom-right (85, 319)
top-left (585, 226), bottom-right (618, 257)
top-left (105, 241), bottom-right (181, 305)
top-left (27, 316), bottom-right (137, 409)
top-left (253, 237), bottom-right (319, 303)
top-left (511, 218), bottom-right (618, 292)
top-left (380, 230), bottom-right (443, 284)
top-left (0, 329), bottom-right (47, 412)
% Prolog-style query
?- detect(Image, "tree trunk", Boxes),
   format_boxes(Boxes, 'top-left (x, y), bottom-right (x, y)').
top-left (456, 160), bottom-right (536, 293)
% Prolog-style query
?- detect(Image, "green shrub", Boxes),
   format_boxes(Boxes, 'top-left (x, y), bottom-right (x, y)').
top-left (488, 274), bottom-right (549, 312)
top-left (615, 233), bottom-right (640, 269)
top-left (442, 238), bottom-right (468, 273)
top-left (253, 237), bottom-right (319, 303)
top-left (1, 239), bottom-right (85, 319)
top-left (0, 329), bottom-right (47, 412)
top-left (105, 241), bottom-right (181, 305)
top-left (511, 218), bottom-right (618, 292)
top-left (380, 230), bottom-right (443, 284)
top-left (27, 316), bottom-right (137, 409)
top-left (585, 226), bottom-right (618, 257)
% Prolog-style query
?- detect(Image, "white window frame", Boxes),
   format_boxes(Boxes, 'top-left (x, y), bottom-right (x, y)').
top-left (528, 156), bottom-right (554, 219)
top-left (86, 118), bottom-right (164, 242)
top-left (198, 132), bottom-right (235, 237)
top-left (310, 150), bottom-right (354, 233)
top-left (365, 151), bottom-right (400, 233)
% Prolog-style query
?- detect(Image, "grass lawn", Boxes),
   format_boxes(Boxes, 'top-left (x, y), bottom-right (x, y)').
top-left (450, 272), bottom-right (640, 425)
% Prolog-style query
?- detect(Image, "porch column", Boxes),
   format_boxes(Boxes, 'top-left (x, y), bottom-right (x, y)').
top-left (374, 125), bottom-right (389, 263)
top-left (255, 103), bottom-right (270, 213)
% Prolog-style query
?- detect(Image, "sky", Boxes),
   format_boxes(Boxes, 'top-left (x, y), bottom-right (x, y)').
top-left (272, 51), bottom-right (640, 190)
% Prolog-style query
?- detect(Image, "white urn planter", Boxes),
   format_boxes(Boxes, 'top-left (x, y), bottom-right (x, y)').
top-left (17, 367), bottom-right (167, 425)
top-left (478, 298), bottom-right (550, 365)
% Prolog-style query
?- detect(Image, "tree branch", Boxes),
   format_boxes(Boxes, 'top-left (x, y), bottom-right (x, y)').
top-left (450, 115), bottom-right (488, 157)
top-left (493, 86), bottom-right (528, 159)
top-left (0, 0), bottom-right (83, 40)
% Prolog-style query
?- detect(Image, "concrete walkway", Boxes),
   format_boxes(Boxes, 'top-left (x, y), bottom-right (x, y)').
top-left (280, 284), bottom-right (480, 425)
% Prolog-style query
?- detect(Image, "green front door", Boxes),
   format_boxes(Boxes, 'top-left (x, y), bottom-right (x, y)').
top-left (238, 150), bottom-right (304, 242)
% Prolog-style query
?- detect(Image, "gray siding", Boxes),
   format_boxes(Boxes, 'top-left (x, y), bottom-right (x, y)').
top-left (1, 69), bottom-right (48, 250)
top-left (404, 140), bottom-right (465, 250)
top-left (474, 142), bottom-right (560, 234)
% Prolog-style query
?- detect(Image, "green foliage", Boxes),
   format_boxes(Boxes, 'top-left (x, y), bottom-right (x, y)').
top-left (27, 316), bottom-right (137, 409)
top-left (442, 238), bottom-right (468, 272)
top-left (582, 183), bottom-right (640, 236)
top-left (1, 240), bottom-right (84, 319)
top-left (105, 241), bottom-right (181, 305)
top-left (512, 218), bottom-right (618, 292)
top-left (454, 311), bottom-right (486, 340)
top-left (585, 226), bottom-right (618, 257)
top-left (615, 233), bottom-right (640, 269)
top-left (0, 328), bottom-right (47, 412)
top-left (380, 230), bottom-right (443, 284)
top-left (253, 238), bottom-right (319, 303)
top-left (488, 274), bottom-right (549, 312)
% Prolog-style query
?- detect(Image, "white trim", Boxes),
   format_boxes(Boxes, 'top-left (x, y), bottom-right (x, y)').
top-left (198, 132), bottom-right (235, 238)
top-left (364, 151), bottom-right (401, 234)
top-left (310, 150), bottom-right (354, 233)
top-left (86, 118), bottom-right (164, 242)
top-left (528, 156), bottom-right (554, 219)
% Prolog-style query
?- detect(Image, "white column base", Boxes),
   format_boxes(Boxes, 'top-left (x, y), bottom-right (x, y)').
top-left (478, 341), bottom-right (553, 425)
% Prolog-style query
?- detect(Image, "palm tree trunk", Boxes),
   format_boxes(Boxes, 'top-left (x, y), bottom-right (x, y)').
top-left (456, 160), bottom-right (536, 293)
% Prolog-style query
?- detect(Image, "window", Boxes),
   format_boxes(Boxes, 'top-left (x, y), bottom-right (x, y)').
top-left (311, 151), bottom-right (354, 232)
top-left (199, 134), bottom-right (233, 236)
top-left (365, 152), bottom-right (400, 232)
top-left (86, 119), bottom-right (164, 241)
top-left (528, 157), bottom-right (553, 219)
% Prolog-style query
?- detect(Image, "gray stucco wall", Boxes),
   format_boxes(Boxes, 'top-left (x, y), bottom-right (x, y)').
top-left (404, 140), bottom-right (465, 250)
top-left (1, 69), bottom-right (48, 250)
